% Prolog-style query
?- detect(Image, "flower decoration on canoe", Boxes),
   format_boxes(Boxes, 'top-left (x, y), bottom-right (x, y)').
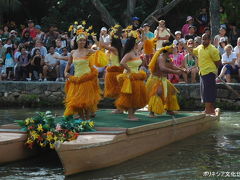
top-left (15, 111), bottom-right (95, 149)
top-left (68, 20), bottom-right (96, 40)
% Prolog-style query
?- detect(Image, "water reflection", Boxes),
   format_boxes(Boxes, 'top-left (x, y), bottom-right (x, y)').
top-left (0, 110), bottom-right (239, 180)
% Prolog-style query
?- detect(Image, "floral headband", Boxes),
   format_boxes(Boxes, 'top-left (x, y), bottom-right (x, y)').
top-left (68, 20), bottom-right (96, 41)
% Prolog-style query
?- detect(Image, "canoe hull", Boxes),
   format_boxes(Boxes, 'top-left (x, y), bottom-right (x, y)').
top-left (56, 109), bottom-right (220, 176)
top-left (0, 124), bottom-right (36, 164)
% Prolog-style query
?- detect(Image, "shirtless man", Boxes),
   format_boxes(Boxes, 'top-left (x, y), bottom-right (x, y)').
top-left (147, 43), bottom-right (186, 117)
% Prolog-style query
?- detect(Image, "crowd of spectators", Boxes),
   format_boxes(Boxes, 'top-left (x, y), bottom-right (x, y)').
top-left (0, 6), bottom-right (239, 83)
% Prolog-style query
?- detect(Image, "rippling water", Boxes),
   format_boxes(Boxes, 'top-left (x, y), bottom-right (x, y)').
top-left (0, 109), bottom-right (240, 180)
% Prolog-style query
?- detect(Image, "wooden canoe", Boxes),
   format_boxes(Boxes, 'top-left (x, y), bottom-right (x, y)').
top-left (0, 123), bottom-right (36, 164)
top-left (55, 108), bottom-right (220, 176)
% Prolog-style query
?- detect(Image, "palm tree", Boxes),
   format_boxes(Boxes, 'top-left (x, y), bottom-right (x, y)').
top-left (0, 0), bottom-right (22, 26)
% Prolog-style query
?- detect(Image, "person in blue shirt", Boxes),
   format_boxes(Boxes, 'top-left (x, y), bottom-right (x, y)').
top-left (143, 23), bottom-right (154, 40)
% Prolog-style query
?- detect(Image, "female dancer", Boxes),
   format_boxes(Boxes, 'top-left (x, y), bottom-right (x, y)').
top-left (115, 36), bottom-right (148, 120)
top-left (100, 36), bottom-right (124, 113)
top-left (64, 33), bottom-right (101, 120)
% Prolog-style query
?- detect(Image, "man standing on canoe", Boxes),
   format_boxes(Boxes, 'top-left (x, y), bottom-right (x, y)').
top-left (186, 33), bottom-right (220, 115)
top-left (146, 43), bottom-right (184, 117)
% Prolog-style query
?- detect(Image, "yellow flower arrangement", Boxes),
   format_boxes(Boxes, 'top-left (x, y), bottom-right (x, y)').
top-left (16, 111), bottom-right (95, 150)
top-left (39, 142), bottom-right (45, 147)
top-left (68, 25), bottom-right (73, 32)
top-left (81, 20), bottom-right (86, 25)
top-left (30, 130), bottom-right (39, 140)
top-left (49, 143), bottom-right (55, 149)
top-left (37, 124), bottom-right (43, 132)
top-left (89, 121), bottom-right (95, 128)
top-left (26, 138), bottom-right (33, 144)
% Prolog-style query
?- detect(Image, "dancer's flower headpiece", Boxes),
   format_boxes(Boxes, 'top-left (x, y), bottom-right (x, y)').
top-left (109, 24), bottom-right (121, 39)
top-left (123, 25), bottom-right (140, 41)
top-left (68, 20), bottom-right (96, 41)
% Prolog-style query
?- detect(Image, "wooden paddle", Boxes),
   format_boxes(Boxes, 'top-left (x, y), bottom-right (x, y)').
top-left (217, 77), bottom-right (240, 101)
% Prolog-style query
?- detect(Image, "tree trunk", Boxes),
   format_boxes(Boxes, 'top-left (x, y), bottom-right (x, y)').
top-left (0, 12), bottom-right (3, 27)
top-left (141, 0), bottom-right (184, 26)
top-left (91, 0), bottom-right (117, 27)
top-left (123, 0), bottom-right (137, 26)
top-left (209, 0), bottom-right (220, 39)
top-left (156, 0), bottom-right (164, 9)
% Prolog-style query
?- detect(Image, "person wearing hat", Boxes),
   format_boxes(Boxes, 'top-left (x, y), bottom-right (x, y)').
top-left (181, 16), bottom-right (194, 37)
top-left (154, 20), bottom-right (171, 50)
top-left (35, 25), bottom-right (45, 41)
top-left (185, 25), bottom-right (197, 40)
top-left (173, 31), bottom-right (186, 45)
top-left (217, 37), bottom-right (227, 56)
top-left (143, 23), bottom-right (154, 39)
top-left (100, 27), bottom-right (110, 45)
top-left (213, 27), bottom-right (228, 47)
top-left (132, 16), bottom-right (140, 30)
top-left (22, 20), bottom-right (37, 39)
top-left (9, 30), bottom-right (20, 44)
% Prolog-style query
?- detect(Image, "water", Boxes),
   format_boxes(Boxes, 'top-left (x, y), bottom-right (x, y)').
top-left (0, 109), bottom-right (240, 180)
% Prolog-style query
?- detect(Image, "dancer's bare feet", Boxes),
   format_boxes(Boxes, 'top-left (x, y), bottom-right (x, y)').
top-left (166, 111), bottom-right (175, 115)
top-left (126, 116), bottom-right (139, 121)
top-left (111, 109), bottom-right (124, 114)
top-left (148, 112), bottom-right (156, 118)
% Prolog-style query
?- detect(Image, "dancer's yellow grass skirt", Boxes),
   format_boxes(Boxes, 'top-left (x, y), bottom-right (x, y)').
top-left (165, 80), bottom-right (180, 111)
top-left (64, 68), bottom-right (101, 116)
top-left (115, 71), bottom-right (147, 111)
top-left (146, 76), bottom-right (165, 114)
top-left (146, 76), bottom-right (180, 114)
top-left (104, 66), bottom-right (124, 98)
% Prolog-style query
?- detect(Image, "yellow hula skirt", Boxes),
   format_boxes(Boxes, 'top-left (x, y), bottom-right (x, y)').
top-left (104, 66), bottom-right (124, 98)
top-left (115, 71), bottom-right (148, 111)
top-left (64, 68), bottom-right (101, 116)
top-left (146, 75), bottom-right (180, 114)
top-left (165, 80), bottom-right (180, 111)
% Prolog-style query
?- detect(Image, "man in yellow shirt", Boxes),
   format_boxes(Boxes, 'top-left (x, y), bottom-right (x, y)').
top-left (192, 33), bottom-right (220, 115)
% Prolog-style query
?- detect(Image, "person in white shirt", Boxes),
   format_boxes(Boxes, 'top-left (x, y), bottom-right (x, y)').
top-left (154, 20), bottom-right (171, 50)
top-left (3, 38), bottom-right (13, 49)
top-left (100, 27), bottom-right (111, 45)
top-left (217, 44), bottom-right (239, 82)
top-left (0, 59), bottom-right (7, 80)
top-left (43, 46), bottom-right (60, 81)
top-left (173, 31), bottom-right (186, 46)
top-left (234, 37), bottom-right (240, 63)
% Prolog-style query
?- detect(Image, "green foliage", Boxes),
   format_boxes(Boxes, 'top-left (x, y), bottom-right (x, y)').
top-left (221, 0), bottom-right (240, 25)
top-left (2, 0), bottom-right (240, 35)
